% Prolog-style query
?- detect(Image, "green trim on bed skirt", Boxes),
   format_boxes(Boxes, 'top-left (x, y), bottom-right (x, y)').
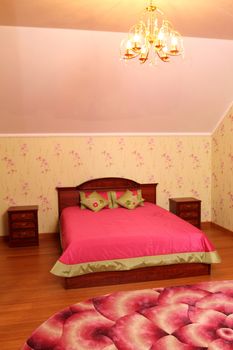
top-left (50, 251), bottom-right (221, 278)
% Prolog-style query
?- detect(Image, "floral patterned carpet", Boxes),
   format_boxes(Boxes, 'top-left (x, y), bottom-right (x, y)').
top-left (22, 280), bottom-right (233, 350)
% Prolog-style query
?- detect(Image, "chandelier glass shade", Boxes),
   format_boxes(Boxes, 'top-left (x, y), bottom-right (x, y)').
top-left (120, 0), bottom-right (184, 64)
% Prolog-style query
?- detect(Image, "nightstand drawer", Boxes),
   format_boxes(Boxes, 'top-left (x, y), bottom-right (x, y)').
top-left (179, 211), bottom-right (199, 219)
top-left (11, 212), bottom-right (35, 221)
top-left (179, 203), bottom-right (199, 211)
top-left (11, 229), bottom-right (36, 239)
top-left (11, 221), bottom-right (35, 229)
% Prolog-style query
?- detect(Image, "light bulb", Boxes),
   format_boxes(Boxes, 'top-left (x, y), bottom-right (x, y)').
top-left (126, 40), bottom-right (133, 50)
top-left (141, 45), bottom-right (147, 54)
top-left (134, 34), bottom-right (140, 42)
top-left (171, 36), bottom-right (178, 46)
top-left (158, 31), bottom-right (164, 41)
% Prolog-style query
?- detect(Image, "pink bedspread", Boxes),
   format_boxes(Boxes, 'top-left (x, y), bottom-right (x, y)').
top-left (58, 203), bottom-right (216, 265)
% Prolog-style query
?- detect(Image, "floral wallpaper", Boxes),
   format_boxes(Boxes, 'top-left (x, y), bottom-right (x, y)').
top-left (212, 105), bottom-right (233, 231)
top-left (0, 135), bottom-right (212, 236)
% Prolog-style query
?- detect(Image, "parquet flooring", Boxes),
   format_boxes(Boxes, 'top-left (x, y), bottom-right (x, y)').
top-left (0, 223), bottom-right (232, 350)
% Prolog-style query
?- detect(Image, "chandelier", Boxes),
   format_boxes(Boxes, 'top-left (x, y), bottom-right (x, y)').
top-left (120, 0), bottom-right (184, 64)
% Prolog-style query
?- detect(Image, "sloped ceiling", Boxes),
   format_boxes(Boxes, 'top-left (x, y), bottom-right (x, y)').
top-left (0, 0), bottom-right (233, 134)
top-left (0, 0), bottom-right (233, 40)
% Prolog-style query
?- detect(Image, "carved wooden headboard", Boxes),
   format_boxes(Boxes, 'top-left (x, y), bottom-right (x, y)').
top-left (56, 177), bottom-right (158, 217)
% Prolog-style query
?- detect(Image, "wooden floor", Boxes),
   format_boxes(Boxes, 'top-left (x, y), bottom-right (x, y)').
top-left (0, 223), bottom-right (232, 350)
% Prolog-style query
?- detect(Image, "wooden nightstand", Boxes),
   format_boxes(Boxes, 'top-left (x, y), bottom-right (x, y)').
top-left (8, 205), bottom-right (39, 247)
top-left (169, 197), bottom-right (201, 228)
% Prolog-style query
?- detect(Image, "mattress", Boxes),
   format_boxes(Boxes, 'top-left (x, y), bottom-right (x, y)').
top-left (50, 202), bottom-right (220, 277)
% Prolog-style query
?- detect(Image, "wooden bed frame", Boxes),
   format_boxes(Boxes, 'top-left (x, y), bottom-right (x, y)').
top-left (56, 177), bottom-right (211, 289)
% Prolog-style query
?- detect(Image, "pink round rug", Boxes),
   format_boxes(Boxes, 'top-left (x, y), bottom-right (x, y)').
top-left (22, 280), bottom-right (233, 350)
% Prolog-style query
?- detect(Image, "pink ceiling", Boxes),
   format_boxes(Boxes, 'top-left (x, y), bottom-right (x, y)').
top-left (0, 0), bottom-right (233, 40)
top-left (0, 1), bottom-right (233, 134)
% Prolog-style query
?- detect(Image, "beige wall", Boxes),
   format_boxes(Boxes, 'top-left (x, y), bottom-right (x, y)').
top-left (0, 135), bottom-right (212, 236)
top-left (212, 105), bottom-right (233, 231)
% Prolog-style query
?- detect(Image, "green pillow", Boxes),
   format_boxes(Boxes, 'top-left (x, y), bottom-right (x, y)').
top-left (116, 190), bottom-right (143, 210)
top-left (80, 191), bottom-right (109, 212)
top-left (111, 189), bottom-right (144, 209)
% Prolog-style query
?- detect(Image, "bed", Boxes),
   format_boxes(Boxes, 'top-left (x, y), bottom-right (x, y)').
top-left (51, 177), bottom-right (220, 289)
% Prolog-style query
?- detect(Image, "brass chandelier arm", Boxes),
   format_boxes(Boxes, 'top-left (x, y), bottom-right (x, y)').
top-left (146, 4), bottom-right (157, 12)
top-left (120, 0), bottom-right (184, 65)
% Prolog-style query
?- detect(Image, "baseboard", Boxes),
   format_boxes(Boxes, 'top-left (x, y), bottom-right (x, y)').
top-left (39, 232), bottom-right (59, 237)
top-left (0, 235), bottom-right (8, 243)
top-left (209, 222), bottom-right (233, 234)
top-left (1, 224), bottom-right (232, 242)
top-left (200, 221), bottom-right (233, 234)
top-left (200, 221), bottom-right (211, 229)
top-left (0, 232), bottom-right (59, 242)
